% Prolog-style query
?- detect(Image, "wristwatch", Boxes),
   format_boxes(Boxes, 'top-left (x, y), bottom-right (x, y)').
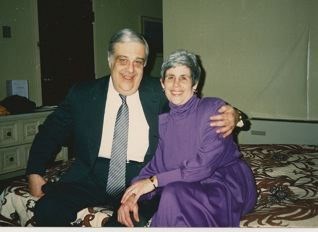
top-left (236, 110), bottom-right (244, 128)
top-left (149, 176), bottom-right (157, 189)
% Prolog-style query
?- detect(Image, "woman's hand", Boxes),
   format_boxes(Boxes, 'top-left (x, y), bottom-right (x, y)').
top-left (210, 104), bottom-right (238, 137)
top-left (121, 178), bottom-right (155, 204)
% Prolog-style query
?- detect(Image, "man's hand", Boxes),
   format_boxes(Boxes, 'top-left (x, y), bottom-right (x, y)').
top-left (117, 195), bottom-right (139, 227)
top-left (28, 174), bottom-right (46, 198)
top-left (210, 104), bottom-right (238, 138)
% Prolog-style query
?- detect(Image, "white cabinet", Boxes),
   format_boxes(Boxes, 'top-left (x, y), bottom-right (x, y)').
top-left (0, 110), bottom-right (68, 180)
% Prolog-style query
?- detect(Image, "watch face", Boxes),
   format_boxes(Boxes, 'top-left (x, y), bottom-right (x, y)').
top-left (237, 120), bottom-right (244, 128)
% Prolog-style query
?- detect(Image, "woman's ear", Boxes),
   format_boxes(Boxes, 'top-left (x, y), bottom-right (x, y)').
top-left (193, 83), bottom-right (198, 92)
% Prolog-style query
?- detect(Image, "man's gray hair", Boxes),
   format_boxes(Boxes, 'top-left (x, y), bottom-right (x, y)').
top-left (161, 50), bottom-right (201, 86)
top-left (108, 28), bottom-right (149, 66)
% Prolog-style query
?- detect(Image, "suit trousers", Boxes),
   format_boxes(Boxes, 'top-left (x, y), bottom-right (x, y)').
top-left (34, 157), bottom-right (158, 226)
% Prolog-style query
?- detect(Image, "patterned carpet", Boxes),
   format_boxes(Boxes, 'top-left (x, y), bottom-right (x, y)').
top-left (0, 144), bottom-right (317, 227)
top-left (239, 144), bottom-right (318, 227)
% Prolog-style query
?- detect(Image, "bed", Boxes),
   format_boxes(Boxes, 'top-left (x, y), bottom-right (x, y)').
top-left (0, 144), bottom-right (317, 227)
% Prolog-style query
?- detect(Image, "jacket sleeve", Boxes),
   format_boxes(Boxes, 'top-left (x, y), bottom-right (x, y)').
top-left (25, 86), bottom-right (76, 175)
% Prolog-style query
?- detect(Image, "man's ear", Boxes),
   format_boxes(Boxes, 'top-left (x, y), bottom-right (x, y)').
top-left (160, 78), bottom-right (165, 89)
top-left (107, 57), bottom-right (112, 69)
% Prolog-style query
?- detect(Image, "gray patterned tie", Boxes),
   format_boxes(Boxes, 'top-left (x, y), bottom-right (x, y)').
top-left (106, 94), bottom-right (129, 199)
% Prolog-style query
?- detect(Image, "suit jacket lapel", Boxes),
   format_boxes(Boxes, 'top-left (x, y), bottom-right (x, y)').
top-left (138, 77), bottom-right (162, 163)
top-left (88, 76), bottom-right (110, 164)
top-left (87, 76), bottom-right (161, 165)
top-left (139, 80), bottom-right (155, 129)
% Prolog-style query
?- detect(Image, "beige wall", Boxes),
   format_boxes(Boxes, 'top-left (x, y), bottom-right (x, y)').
top-left (163, 0), bottom-right (318, 121)
top-left (0, 0), bottom-right (41, 105)
top-left (0, 0), bottom-right (162, 106)
top-left (93, 0), bottom-right (163, 79)
top-left (309, 1), bottom-right (318, 120)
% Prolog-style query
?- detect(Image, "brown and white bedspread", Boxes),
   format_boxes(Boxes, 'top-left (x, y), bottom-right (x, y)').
top-left (0, 144), bottom-right (317, 227)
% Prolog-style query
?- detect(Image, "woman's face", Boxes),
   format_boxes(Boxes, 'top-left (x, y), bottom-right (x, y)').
top-left (161, 65), bottom-right (197, 105)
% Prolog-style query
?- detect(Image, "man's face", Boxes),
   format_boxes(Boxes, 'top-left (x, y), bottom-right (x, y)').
top-left (109, 41), bottom-right (146, 96)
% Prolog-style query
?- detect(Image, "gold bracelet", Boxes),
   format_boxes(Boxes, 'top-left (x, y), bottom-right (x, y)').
top-left (149, 176), bottom-right (157, 189)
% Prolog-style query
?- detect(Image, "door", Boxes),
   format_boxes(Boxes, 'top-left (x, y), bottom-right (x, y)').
top-left (37, 0), bottom-right (95, 106)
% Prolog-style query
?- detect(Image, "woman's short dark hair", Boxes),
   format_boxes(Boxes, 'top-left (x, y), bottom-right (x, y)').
top-left (161, 50), bottom-right (201, 86)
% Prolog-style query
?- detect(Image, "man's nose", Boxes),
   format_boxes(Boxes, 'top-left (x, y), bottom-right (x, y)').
top-left (127, 61), bottom-right (135, 72)
top-left (173, 78), bottom-right (180, 87)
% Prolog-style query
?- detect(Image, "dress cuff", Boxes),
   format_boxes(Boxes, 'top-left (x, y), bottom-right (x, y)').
top-left (156, 169), bottom-right (182, 187)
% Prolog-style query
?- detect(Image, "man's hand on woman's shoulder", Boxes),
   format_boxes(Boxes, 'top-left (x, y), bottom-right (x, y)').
top-left (210, 104), bottom-right (238, 138)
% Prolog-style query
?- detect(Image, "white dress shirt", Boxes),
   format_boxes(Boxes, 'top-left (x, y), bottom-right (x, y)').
top-left (98, 77), bottom-right (149, 162)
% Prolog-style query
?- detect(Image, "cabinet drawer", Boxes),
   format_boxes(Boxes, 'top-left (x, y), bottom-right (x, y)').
top-left (0, 121), bottom-right (19, 147)
top-left (0, 146), bottom-right (26, 174)
top-left (23, 144), bottom-right (31, 167)
top-left (22, 118), bottom-right (42, 143)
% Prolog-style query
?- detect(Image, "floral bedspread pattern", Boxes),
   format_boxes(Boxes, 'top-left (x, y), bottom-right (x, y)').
top-left (239, 144), bottom-right (318, 227)
top-left (0, 144), bottom-right (317, 227)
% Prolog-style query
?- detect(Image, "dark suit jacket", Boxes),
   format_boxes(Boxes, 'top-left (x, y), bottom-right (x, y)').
top-left (26, 75), bottom-right (168, 183)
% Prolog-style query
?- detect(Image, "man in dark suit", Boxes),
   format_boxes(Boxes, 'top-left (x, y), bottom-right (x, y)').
top-left (26, 28), bottom-right (238, 226)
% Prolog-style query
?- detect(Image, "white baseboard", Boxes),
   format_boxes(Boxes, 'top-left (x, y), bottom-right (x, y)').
top-left (238, 119), bottom-right (318, 145)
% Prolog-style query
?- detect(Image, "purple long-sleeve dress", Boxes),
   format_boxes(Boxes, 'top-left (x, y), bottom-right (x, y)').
top-left (134, 96), bottom-right (256, 227)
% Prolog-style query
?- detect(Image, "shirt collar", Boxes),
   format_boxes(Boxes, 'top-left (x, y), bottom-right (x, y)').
top-left (109, 76), bottom-right (139, 103)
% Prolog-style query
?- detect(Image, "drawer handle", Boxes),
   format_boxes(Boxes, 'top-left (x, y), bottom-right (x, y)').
top-left (9, 157), bottom-right (14, 162)
top-left (6, 131), bottom-right (12, 137)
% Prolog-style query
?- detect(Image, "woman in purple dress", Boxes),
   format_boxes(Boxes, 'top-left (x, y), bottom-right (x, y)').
top-left (118, 50), bottom-right (257, 227)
